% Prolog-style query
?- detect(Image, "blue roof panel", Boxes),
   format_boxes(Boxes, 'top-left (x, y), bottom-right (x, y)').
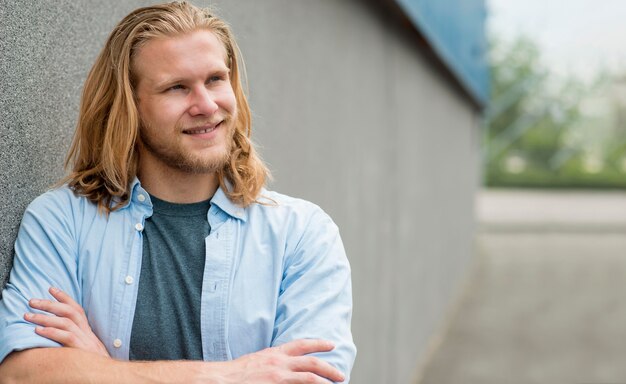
top-left (394, 0), bottom-right (489, 106)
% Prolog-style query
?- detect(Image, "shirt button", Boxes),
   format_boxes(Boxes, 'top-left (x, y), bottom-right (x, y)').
top-left (135, 223), bottom-right (144, 231)
top-left (113, 339), bottom-right (122, 348)
top-left (125, 276), bottom-right (134, 285)
top-left (137, 194), bottom-right (146, 202)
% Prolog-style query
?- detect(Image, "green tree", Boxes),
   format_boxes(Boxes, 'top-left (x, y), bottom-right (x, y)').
top-left (482, 36), bottom-right (611, 188)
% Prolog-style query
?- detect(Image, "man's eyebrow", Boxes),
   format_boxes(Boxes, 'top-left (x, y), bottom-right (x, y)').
top-left (151, 68), bottom-right (231, 89)
top-left (209, 68), bottom-right (231, 77)
top-left (153, 77), bottom-right (185, 90)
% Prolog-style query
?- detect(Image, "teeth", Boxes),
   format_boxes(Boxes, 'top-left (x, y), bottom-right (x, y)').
top-left (185, 126), bottom-right (215, 134)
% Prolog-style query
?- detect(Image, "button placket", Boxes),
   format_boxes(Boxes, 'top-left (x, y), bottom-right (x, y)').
top-left (115, 212), bottom-right (147, 359)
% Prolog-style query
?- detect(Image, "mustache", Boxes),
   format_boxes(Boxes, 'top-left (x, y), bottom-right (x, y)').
top-left (178, 115), bottom-right (233, 130)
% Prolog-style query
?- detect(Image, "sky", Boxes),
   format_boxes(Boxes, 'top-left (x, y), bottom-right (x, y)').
top-left (487, 0), bottom-right (626, 81)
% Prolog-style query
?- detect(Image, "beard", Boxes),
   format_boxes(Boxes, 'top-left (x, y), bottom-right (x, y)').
top-left (139, 116), bottom-right (235, 175)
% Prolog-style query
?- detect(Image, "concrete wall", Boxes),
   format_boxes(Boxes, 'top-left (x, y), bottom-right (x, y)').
top-left (0, 1), bottom-right (480, 383)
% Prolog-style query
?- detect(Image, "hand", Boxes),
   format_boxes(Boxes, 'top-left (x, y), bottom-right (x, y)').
top-left (221, 339), bottom-right (345, 383)
top-left (25, 287), bottom-right (110, 358)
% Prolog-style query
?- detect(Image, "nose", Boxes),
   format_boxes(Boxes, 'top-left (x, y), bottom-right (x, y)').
top-left (188, 86), bottom-right (219, 116)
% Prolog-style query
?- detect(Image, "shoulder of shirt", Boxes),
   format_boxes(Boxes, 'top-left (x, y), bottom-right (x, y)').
top-left (254, 188), bottom-right (321, 213)
top-left (26, 184), bottom-right (97, 217)
top-left (249, 190), bottom-right (341, 259)
top-left (248, 188), bottom-right (336, 227)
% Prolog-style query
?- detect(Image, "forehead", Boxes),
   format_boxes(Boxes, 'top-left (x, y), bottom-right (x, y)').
top-left (132, 30), bottom-right (229, 87)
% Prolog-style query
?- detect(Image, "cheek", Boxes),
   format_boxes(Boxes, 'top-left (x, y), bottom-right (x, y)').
top-left (216, 88), bottom-right (237, 114)
top-left (138, 98), bottom-right (158, 124)
top-left (140, 99), bottom-right (184, 127)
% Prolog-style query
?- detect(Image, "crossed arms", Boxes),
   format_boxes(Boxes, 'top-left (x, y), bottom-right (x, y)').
top-left (0, 190), bottom-right (355, 383)
top-left (2, 335), bottom-right (343, 384)
top-left (1, 283), bottom-right (345, 384)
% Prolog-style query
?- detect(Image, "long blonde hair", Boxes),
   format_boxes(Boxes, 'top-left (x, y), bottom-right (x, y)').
top-left (63, 1), bottom-right (268, 212)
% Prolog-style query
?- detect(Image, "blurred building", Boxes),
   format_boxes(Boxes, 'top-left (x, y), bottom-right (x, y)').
top-left (0, 0), bottom-right (487, 382)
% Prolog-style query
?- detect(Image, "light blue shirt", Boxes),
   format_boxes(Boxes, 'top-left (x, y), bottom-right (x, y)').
top-left (0, 180), bottom-right (356, 381)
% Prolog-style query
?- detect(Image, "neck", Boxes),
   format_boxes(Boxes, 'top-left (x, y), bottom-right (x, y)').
top-left (137, 157), bottom-right (220, 204)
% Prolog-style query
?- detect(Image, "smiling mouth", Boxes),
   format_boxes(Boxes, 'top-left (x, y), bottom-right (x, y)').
top-left (183, 121), bottom-right (222, 134)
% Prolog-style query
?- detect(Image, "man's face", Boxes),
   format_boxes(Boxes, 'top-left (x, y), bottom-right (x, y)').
top-left (133, 29), bottom-right (237, 175)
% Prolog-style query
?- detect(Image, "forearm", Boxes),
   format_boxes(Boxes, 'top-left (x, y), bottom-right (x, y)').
top-left (0, 348), bottom-right (219, 384)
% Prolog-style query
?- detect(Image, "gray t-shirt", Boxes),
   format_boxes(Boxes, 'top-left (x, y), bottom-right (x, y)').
top-left (129, 194), bottom-right (210, 361)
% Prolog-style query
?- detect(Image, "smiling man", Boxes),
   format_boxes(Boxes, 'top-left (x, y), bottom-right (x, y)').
top-left (0, 2), bottom-right (355, 383)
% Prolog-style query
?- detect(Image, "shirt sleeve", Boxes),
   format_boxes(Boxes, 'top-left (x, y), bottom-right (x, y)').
top-left (271, 205), bottom-right (357, 383)
top-left (0, 191), bottom-right (80, 364)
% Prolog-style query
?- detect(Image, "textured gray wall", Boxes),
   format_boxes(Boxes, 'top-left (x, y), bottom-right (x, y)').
top-left (0, 1), bottom-right (480, 383)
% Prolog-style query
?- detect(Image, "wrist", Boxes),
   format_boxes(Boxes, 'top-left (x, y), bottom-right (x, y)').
top-left (123, 360), bottom-right (220, 384)
top-left (178, 360), bottom-right (240, 384)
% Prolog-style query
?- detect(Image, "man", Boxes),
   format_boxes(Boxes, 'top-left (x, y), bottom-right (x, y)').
top-left (0, 2), bottom-right (356, 383)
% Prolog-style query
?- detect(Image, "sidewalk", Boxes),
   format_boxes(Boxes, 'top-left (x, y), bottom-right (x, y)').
top-left (478, 188), bottom-right (626, 232)
top-left (418, 189), bottom-right (626, 384)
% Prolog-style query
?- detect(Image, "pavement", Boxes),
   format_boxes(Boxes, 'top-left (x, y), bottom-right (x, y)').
top-left (417, 189), bottom-right (626, 384)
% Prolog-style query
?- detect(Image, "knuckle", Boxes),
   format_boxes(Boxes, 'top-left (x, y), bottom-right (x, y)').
top-left (32, 300), bottom-right (47, 309)
top-left (307, 357), bottom-right (320, 368)
top-left (66, 307), bottom-right (83, 320)
top-left (61, 317), bottom-right (74, 327)
top-left (57, 304), bottom-right (72, 316)
top-left (68, 313), bottom-right (82, 326)
top-left (267, 370), bottom-right (285, 383)
top-left (266, 355), bottom-right (282, 367)
top-left (273, 344), bottom-right (287, 354)
top-left (291, 339), bottom-right (306, 354)
top-left (302, 372), bottom-right (319, 384)
top-left (67, 334), bottom-right (79, 345)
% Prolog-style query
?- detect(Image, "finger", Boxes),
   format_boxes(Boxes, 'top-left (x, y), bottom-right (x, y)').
top-left (27, 314), bottom-right (110, 358)
top-left (34, 326), bottom-right (84, 349)
top-left (48, 287), bottom-right (89, 329)
top-left (28, 299), bottom-right (86, 328)
top-left (277, 339), bottom-right (335, 356)
top-left (290, 356), bottom-right (345, 383)
top-left (48, 287), bottom-right (84, 314)
top-left (24, 312), bottom-right (83, 335)
top-left (29, 299), bottom-right (71, 316)
top-left (289, 372), bottom-right (339, 383)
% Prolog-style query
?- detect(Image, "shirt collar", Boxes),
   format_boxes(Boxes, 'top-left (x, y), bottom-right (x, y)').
top-left (110, 178), bottom-right (142, 211)
top-left (122, 177), bottom-right (246, 221)
top-left (210, 180), bottom-right (247, 222)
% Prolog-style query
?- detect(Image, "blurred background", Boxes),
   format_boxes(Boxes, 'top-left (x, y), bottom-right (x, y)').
top-left (420, 0), bottom-right (626, 383)
top-left (485, 0), bottom-right (626, 189)
top-left (1, 0), bottom-right (625, 383)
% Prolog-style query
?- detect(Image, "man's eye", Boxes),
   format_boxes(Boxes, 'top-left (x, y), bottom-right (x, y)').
top-left (168, 84), bottom-right (185, 91)
top-left (208, 75), bottom-right (225, 83)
